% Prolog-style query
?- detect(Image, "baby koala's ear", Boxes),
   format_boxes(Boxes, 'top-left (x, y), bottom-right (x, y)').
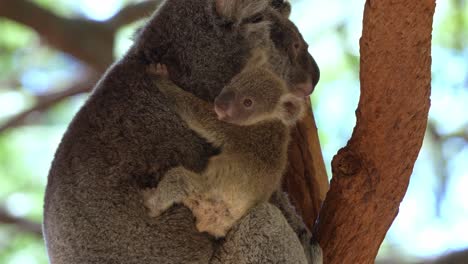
top-left (278, 93), bottom-right (306, 126)
top-left (215, 0), bottom-right (269, 23)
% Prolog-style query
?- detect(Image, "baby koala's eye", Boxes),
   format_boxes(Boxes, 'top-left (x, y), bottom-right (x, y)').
top-left (243, 98), bottom-right (254, 108)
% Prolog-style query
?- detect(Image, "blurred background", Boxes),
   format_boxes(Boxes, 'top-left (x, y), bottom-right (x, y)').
top-left (0, 0), bottom-right (466, 263)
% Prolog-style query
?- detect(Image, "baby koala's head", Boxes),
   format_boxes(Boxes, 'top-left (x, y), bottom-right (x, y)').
top-left (214, 50), bottom-right (309, 126)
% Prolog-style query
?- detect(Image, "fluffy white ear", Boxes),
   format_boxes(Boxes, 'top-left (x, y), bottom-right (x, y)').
top-left (215, 0), bottom-right (269, 22)
top-left (278, 93), bottom-right (306, 126)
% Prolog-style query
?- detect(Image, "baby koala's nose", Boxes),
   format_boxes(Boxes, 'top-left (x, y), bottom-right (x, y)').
top-left (214, 104), bottom-right (228, 120)
top-left (214, 91), bottom-right (234, 120)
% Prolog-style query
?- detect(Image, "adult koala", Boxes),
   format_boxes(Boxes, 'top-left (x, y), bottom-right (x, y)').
top-left (43, 0), bottom-right (321, 263)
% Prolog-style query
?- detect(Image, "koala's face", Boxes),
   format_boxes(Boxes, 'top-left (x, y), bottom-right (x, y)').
top-left (214, 68), bottom-right (286, 126)
top-left (265, 2), bottom-right (320, 97)
top-left (215, 0), bottom-right (320, 100)
top-left (230, 0), bottom-right (320, 97)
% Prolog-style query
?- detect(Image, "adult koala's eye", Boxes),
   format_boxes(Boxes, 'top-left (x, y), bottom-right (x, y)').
top-left (271, 0), bottom-right (285, 9)
top-left (283, 101), bottom-right (295, 114)
top-left (247, 14), bottom-right (264, 24)
top-left (243, 98), bottom-right (253, 108)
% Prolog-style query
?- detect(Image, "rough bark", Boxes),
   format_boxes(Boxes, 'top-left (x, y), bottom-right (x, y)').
top-left (315, 1), bottom-right (435, 263)
top-left (283, 101), bottom-right (328, 229)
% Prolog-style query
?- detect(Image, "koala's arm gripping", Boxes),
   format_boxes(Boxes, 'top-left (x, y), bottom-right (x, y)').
top-left (154, 75), bottom-right (233, 146)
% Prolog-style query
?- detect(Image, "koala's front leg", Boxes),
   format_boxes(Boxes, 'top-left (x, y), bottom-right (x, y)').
top-left (142, 166), bottom-right (194, 218)
top-left (150, 63), bottom-right (235, 146)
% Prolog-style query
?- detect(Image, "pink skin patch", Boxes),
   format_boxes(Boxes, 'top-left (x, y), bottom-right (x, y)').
top-left (293, 81), bottom-right (314, 98)
top-left (214, 104), bottom-right (233, 120)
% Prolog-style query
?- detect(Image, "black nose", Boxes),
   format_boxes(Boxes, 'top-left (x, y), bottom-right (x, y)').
top-left (215, 91), bottom-right (235, 111)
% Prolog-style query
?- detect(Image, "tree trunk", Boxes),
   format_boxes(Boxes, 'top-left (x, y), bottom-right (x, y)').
top-left (283, 101), bottom-right (328, 229)
top-left (314, 1), bottom-right (435, 263)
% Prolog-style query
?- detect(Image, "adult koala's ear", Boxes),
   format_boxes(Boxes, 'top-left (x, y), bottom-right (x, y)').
top-left (215, 0), bottom-right (269, 24)
top-left (271, 0), bottom-right (291, 18)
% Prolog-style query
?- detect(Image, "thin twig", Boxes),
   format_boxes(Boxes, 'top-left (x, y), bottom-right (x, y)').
top-left (0, 77), bottom-right (98, 133)
top-left (0, 0), bottom-right (162, 71)
top-left (108, 0), bottom-right (163, 29)
top-left (427, 122), bottom-right (450, 217)
top-left (0, 206), bottom-right (42, 237)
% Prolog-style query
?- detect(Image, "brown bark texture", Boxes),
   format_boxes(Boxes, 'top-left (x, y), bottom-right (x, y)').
top-left (283, 102), bottom-right (329, 229)
top-left (315, 1), bottom-right (435, 263)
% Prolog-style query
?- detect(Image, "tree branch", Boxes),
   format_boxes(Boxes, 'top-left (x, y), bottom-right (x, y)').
top-left (426, 122), bottom-right (450, 217)
top-left (283, 101), bottom-right (329, 229)
top-left (0, 207), bottom-right (42, 237)
top-left (108, 0), bottom-right (163, 29)
top-left (427, 122), bottom-right (468, 216)
top-left (315, 1), bottom-right (435, 263)
top-left (0, 1), bottom-right (164, 132)
top-left (0, 77), bottom-right (98, 133)
top-left (428, 248), bottom-right (468, 264)
top-left (429, 123), bottom-right (468, 142)
top-left (0, 0), bottom-right (110, 71)
top-left (0, 0), bottom-right (161, 72)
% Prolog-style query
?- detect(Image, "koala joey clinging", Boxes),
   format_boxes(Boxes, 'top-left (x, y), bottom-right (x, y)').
top-left (143, 51), bottom-right (309, 238)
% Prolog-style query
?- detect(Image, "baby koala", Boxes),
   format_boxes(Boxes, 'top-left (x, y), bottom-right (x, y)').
top-left (143, 50), bottom-right (309, 238)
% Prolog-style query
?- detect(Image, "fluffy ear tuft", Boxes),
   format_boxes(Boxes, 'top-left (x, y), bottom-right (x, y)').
top-left (279, 1), bottom-right (291, 18)
top-left (278, 94), bottom-right (306, 126)
top-left (215, 0), bottom-right (269, 22)
top-left (271, 0), bottom-right (291, 18)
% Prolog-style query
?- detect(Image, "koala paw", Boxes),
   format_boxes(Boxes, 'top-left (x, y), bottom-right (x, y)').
top-left (149, 63), bottom-right (169, 77)
top-left (192, 199), bottom-right (235, 238)
top-left (141, 188), bottom-right (172, 218)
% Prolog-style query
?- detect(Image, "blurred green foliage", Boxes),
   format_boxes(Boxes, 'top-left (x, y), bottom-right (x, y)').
top-left (0, 0), bottom-right (466, 263)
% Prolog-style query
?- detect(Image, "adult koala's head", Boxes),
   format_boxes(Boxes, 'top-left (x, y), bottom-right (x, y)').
top-left (133, 0), bottom-right (320, 101)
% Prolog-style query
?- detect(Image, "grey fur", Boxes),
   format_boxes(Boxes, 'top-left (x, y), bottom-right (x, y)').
top-left (210, 203), bottom-right (308, 264)
top-left (43, 0), bottom-right (321, 263)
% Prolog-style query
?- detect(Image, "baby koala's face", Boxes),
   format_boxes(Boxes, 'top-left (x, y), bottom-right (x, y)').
top-left (214, 67), bottom-right (306, 126)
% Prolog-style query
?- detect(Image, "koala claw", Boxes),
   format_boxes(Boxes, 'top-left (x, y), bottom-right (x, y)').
top-left (147, 63), bottom-right (169, 78)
